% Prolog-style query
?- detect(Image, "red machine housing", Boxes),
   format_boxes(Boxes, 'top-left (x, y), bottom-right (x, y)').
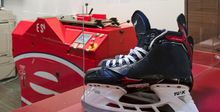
top-left (12, 15), bottom-right (137, 106)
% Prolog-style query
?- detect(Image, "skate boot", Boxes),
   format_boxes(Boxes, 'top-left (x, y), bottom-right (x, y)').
top-left (82, 11), bottom-right (198, 112)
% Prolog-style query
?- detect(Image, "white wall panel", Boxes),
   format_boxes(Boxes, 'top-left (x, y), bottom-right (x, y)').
top-left (5, 0), bottom-right (184, 30)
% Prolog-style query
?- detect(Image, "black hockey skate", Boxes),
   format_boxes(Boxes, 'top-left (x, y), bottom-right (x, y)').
top-left (82, 11), bottom-right (198, 112)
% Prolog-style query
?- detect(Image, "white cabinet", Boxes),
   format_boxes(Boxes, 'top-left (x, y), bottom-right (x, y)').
top-left (0, 10), bottom-right (16, 81)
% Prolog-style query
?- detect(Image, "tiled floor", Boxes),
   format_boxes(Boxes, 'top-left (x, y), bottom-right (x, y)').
top-left (0, 77), bottom-right (20, 112)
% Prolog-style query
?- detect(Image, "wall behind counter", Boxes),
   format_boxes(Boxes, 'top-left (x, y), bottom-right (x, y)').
top-left (5, 0), bottom-right (184, 30)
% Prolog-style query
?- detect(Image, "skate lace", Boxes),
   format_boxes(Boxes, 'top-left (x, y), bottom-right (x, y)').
top-left (106, 30), bottom-right (168, 68)
top-left (106, 47), bottom-right (147, 67)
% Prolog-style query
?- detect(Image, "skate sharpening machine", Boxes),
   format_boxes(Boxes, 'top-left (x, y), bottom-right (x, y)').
top-left (12, 13), bottom-right (137, 106)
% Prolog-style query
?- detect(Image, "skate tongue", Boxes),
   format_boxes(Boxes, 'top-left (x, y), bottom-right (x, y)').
top-left (131, 10), bottom-right (152, 51)
top-left (131, 10), bottom-right (151, 35)
top-left (131, 10), bottom-right (169, 51)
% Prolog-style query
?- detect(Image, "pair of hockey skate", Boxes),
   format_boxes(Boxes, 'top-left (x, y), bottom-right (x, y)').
top-left (81, 10), bottom-right (199, 112)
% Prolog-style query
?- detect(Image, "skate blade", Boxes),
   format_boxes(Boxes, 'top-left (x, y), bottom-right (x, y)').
top-left (82, 83), bottom-right (199, 112)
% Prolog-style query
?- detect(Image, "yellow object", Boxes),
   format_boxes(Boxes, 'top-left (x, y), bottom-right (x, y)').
top-left (86, 43), bottom-right (98, 51)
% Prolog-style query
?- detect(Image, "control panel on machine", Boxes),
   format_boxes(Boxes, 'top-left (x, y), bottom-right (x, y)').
top-left (71, 32), bottom-right (106, 51)
top-left (72, 33), bottom-right (93, 48)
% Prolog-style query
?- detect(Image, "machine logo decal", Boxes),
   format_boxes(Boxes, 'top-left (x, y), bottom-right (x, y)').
top-left (14, 53), bottom-right (85, 77)
top-left (21, 96), bottom-right (32, 105)
top-left (36, 23), bottom-right (46, 33)
top-left (174, 90), bottom-right (186, 96)
top-left (34, 71), bottom-right (58, 82)
top-left (15, 53), bottom-right (85, 103)
top-left (30, 82), bottom-right (59, 95)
